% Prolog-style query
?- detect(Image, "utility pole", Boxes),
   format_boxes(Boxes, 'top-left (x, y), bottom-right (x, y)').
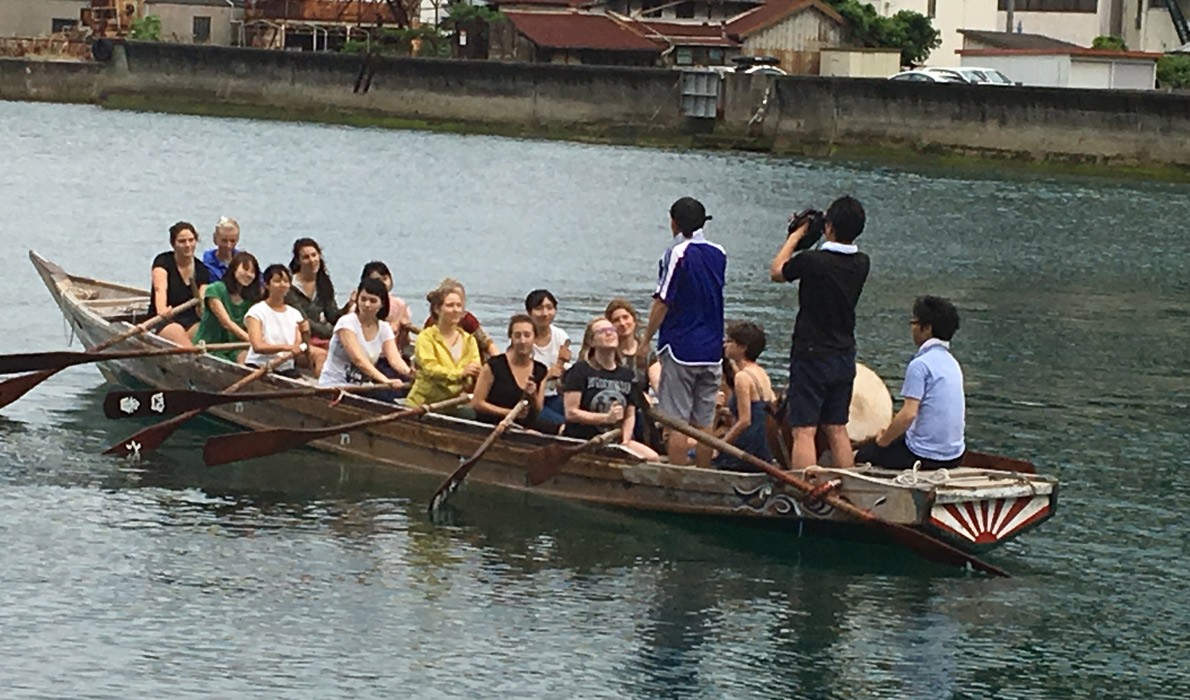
top-left (1006, 0), bottom-right (1015, 33)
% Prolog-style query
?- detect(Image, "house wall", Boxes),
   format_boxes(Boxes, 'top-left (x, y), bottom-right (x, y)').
top-left (877, 0), bottom-right (998, 67)
top-left (819, 48), bottom-right (901, 77)
top-left (1122, 4), bottom-right (1188, 53)
top-left (146, 3), bottom-right (236, 45)
top-left (995, 11), bottom-right (1101, 46)
top-left (743, 8), bottom-right (842, 74)
top-left (961, 53), bottom-right (1070, 86)
top-left (0, 0), bottom-right (88, 37)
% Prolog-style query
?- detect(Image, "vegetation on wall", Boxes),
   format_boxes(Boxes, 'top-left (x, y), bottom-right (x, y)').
top-left (826, 1), bottom-right (941, 66)
top-left (129, 15), bottom-right (161, 41)
top-left (342, 26), bottom-right (450, 58)
top-left (1091, 36), bottom-right (1128, 51)
top-left (1157, 54), bottom-right (1190, 89)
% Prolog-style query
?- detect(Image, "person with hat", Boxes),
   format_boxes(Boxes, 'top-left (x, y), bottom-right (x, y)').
top-left (638, 196), bottom-right (727, 468)
top-left (855, 296), bottom-right (966, 470)
top-left (769, 195), bottom-right (870, 469)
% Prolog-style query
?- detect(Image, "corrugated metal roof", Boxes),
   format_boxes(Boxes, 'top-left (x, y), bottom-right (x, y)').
top-left (639, 21), bottom-right (736, 48)
top-left (726, 0), bottom-right (843, 39)
top-left (504, 11), bottom-right (661, 52)
top-left (958, 30), bottom-right (1081, 50)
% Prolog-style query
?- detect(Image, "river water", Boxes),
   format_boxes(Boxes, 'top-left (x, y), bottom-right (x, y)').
top-left (0, 100), bottom-right (1187, 698)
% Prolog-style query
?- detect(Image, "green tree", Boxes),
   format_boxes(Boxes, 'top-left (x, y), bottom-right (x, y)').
top-left (1157, 54), bottom-right (1190, 89)
top-left (827, 1), bottom-right (940, 66)
top-left (1091, 35), bottom-right (1127, 51)
top-left (129, 14), bottom-right (161, 41)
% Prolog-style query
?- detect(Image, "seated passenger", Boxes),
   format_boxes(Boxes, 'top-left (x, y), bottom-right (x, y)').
top-left (194, 252), bottom-right (261, 363)
top-left (348, 261), bottom-right (414, 353)
top-left (713, 321), bottom-right (776, 471)
top-left (562, 317), bottom-right (659, 461)
top-left (605, 298), bottom-right (660, 390)
top-left (407, 287), bottom-right (481, 408)
top-left (318, 278), bottom-right (411, 388)
top-left (471, 314), bottom-right (558, 433)
top-left (423, 278), bottom-right (499, 359)
top-left (855, 296), bottom-right (965, 470)
top-left (286, 237), bottom-right (341, 346)
top-left (526, 289), bottom-right (571, 427)
top-left (200, 216), bottom-right (241, 281)
top-left (245, 264), bottom-right (327, 378)
top-left (148, 221), bottom-right (211, 347)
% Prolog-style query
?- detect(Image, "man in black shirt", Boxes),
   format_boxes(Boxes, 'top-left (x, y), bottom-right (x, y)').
top-left (768, 196), bottom-right (870, 469)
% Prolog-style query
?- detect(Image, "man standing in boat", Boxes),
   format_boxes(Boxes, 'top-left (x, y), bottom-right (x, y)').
top-left (856, 296), bottom-right (965, 470)
top-left (769, 195), bottom-right (869, 469)
top-left (639, 196), bottom-right (727, 468)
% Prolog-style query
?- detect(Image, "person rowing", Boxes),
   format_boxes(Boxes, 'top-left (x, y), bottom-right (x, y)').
top-left (245, 264), bottom-right (326, 378)
top-left (423, 278), bottom-right (499, 360)
top-left (317, 277), bottom-right (410, 389)
top-left (194, 251), bottom-right (261, 364)
top-left (407, 285), bottom-right (481, 410)
top-left (471, 314), bottom-right (558, 432)
top-left (148, 221), bottom-right (211, 347)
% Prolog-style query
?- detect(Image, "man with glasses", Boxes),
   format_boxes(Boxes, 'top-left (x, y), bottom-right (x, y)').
top-left (855, 296), bottom-right (966, 470)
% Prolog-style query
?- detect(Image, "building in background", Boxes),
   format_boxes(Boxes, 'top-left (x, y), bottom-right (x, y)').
top-left (959, 28), bottom-right (1159, 87)
top-left (0, 0), bottom-right (89, 37)
top-left (146, 0), bottom-right (242, 45)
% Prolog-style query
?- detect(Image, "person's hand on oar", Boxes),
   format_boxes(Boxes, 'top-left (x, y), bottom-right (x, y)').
top-left (102, 350), bottom-right (295, 459)
top-left (102, 383), bottom-right (399, 419)
top-left (644, 404), bottom-right (1011, 578)
top-left (428, 387), bottom-right (532, 513)
top-left (202, 394), bottom-right (470, 467)
top-left (0, 298), bottom-right (201, 412)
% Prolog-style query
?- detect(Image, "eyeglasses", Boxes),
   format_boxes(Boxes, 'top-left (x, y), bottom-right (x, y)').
top-left (595, 327), bottom-right (618, 336)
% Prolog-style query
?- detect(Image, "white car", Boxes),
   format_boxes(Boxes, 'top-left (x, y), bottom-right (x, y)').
top-left (924, 66), bottom-right (1015, 85)
top-left (889, 70), bottom-right (965, 83)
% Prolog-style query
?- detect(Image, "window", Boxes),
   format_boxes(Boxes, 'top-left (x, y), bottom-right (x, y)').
top-left (708, 48), bottom-right (724, 65)
top-left (675, 47), bottom-right (693, 65)
top-left (928, 0), bottom-right (936, 18)
top-left (51, 18), bottom-right (77, 33)
top-left (996, 0), bottom-right (1096, 11)
top-left (676, 1), bottom-right (695, 19)
top-left (193, 16), bottom-right (212, 44)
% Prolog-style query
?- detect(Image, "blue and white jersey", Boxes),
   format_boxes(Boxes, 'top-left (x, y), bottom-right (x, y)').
top-left (654, 229), bottom-right (726, 366)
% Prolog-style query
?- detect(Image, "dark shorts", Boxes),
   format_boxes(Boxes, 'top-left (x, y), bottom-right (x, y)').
top-left (855, 435), bottom-right (961, 471)
top-left (786, 351), bottom-right (855, 428)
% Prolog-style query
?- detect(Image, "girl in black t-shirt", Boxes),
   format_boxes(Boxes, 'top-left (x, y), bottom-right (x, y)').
top-left (148, 221), bottom-right (211, 347)
top-left (562, 317), bottom-right (659, 461)
top-left (471, 314), bottom-right (556, 433)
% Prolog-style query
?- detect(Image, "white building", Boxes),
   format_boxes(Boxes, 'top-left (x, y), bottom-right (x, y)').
top-left (959, 28), bottom-right (1160, 88)
top-left (872, 0), bottom-right (997, 66)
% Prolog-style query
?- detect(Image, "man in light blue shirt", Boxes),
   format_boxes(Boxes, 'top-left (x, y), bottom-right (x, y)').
top-left (856, 296), bottom-right (965, 469)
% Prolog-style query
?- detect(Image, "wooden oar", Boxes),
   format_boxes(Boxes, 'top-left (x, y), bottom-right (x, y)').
top-left (101, 351), bottom-right (294, 458)
top-left (0, 342), bottom-right (248, 375)
top-left (0, 298), bottom-right (200, 411)
top-left (202, 394), bottom-right (470, 467)
top-left (646, 405), bottom-right (1010, 578)
top-left (428, 396), bottom-right (530, 513)
top-left (524, 428), bottom-right (624, 486)
top-left (103, 383), bottom-right (398, 419)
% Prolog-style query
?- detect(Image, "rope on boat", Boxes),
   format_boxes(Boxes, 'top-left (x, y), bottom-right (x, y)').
top-left (894, 461), bottom-right (952, 486)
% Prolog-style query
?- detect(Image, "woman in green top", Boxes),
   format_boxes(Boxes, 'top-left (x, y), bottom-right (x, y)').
top-left (195, 251), bottom-right (262, 362)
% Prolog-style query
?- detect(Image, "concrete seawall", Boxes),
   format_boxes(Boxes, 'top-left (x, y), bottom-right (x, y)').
top-left (4, 41), bottom-right (1190, 176)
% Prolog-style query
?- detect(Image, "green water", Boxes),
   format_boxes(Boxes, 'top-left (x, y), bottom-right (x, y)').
top-left (0, 100), bottom-right (1186, 698)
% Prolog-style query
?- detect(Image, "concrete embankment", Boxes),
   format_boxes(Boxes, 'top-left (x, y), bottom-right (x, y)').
top-left (4, 41), bottom-right (1190, 178)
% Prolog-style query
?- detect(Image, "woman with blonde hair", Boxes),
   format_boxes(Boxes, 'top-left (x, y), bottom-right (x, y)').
top-left (562, 316), bottom-right (659, 461)
top-left (604, 298), bottom-right (660, 391)
top-left (407, 285), bottom-right (481, 408)
top-left (423, 278), bottom-right (499, 359)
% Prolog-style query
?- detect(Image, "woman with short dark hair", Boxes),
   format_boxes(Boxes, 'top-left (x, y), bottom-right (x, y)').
top-left (714, 321), bottom-right (776, 471)
top-left (471, 314), bottom-right (555, 431)
top-left (318, 277), bottom-right (410, 388)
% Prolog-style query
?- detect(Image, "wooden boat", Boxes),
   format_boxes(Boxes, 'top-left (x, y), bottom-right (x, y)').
top-left (30, 251), bottom-right (1058, 555)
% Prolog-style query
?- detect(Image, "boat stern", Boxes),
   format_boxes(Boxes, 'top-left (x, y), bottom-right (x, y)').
top-left (922, 478), bottom-right (1059, 553)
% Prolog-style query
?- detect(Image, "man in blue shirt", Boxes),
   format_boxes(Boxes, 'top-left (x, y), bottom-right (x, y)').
top-left (639, 197), bottom-right (727, 467)
top-left (856, 296), bottom-right (966, 470)
top-left (200, 216), bottom-right (241, 281)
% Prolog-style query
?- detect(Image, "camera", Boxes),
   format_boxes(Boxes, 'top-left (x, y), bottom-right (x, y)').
top-left (787, 208), bottom-right (826, 251)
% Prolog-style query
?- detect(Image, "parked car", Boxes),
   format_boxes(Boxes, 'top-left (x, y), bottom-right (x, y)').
top-left (888, 70), bottom-right (965, 83)
top-left (924, 66), bottom-right (1015, 85)
top-left (732, 55), bottom-right (787, 76)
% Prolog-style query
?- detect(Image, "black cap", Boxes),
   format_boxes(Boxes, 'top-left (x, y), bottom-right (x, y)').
top-left (670, 197), bottom-right (712, 235)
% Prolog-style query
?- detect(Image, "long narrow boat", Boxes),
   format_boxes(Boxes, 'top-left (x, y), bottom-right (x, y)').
top-left (30, 251), bottom-right (1058, 555)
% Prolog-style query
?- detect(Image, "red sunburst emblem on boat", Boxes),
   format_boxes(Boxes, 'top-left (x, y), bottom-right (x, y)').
top-left (929, 496), bottom-right (1051, 545)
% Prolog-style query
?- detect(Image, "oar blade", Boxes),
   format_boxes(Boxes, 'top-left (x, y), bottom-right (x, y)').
top-left (0, 369), bottom-right (59, 411)
top-left (524, 444), bottom-right (575, 486)
top-left (103, 389), bottom-right (227, 419)
top-left (203, 428), bottom-right (315, 467)
top-left (0, 351), bottom-right (88, 375)
top-left (102, 409), bottom-right (200, 458)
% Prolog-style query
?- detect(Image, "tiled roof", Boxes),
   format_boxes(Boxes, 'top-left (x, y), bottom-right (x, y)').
top-left (639, 21), bottom-right (736, 48)
top-left (726, 0), bottom-right (843, 38)
top-left (504, 12), bottom-right (660, 52)
top-left (958, 30), bottom-right (1081, 50)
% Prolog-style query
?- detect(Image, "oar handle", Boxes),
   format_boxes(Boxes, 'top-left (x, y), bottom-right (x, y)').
top-left (95, 298), bottom-right (201, 352)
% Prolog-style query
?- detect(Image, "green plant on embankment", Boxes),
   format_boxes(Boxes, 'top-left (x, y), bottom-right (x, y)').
top-left (129, 15), bottom-right (161, 41)
top-left (341, 26), bottom-right (450, 58)
top-left (826, 1), bottom-right (941, 66)
top-left (1091, 35), bottom-right (1127, 51)
top-left (1158, 55), bottom-right (1190, 89)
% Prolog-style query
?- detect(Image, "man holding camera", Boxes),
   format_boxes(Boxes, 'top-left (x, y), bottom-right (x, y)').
top-left (769, 196), bottom-right (869, 469)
